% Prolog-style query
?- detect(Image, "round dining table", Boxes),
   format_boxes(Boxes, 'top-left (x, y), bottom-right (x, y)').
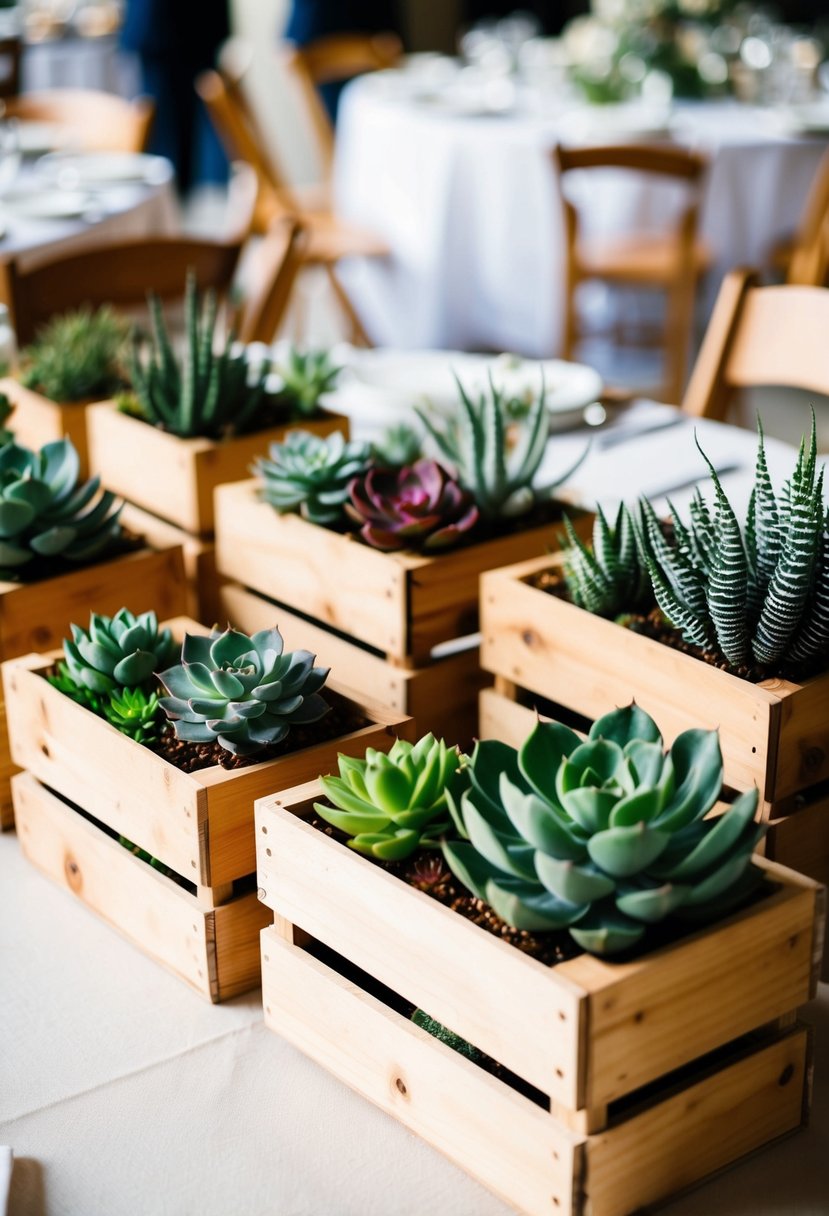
top-left (333, 72), bottom-right (829, 357)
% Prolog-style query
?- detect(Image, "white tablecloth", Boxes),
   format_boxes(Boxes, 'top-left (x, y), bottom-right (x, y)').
top-left (333, 79), bottom-right (829, 357)
top-left (2, 405), bottom-right (828, 1215)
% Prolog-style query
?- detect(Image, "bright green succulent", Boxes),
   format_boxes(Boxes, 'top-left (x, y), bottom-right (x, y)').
top-left (0, 438), bottom-right (122, 576)
top-left (62, 608), bottom-right (177, 694)
top-left (21, 306), bottom-right (130, 403)
top-left (315, 734), bottom-right (462, 860)
top-left (47, 660), bottom-right (108, 714)
top-left (158, 626), bottom-right (330, 756)
top-left (103, 687), bottom-right (164, 745)
top-left (254, 429), bottom-right (372, 526)
top-left (371, 422), bottom-right (423, 469)
top-left (443, 705), bottom-right (764, 955)
top-left (129, 273), bottom-right (273, 440)
top-left (561, 504), bottom-right (650, 618)
top-left (639, 418), bottom-right (829, 673)
top-left (416, 373), bottom-right (588, 519)
top-left (275, 347), bottom-right (341, 416)
top-left (0, 392), bottom-right (14, 445)
top-left (118, 835), bottom-right (172, 876)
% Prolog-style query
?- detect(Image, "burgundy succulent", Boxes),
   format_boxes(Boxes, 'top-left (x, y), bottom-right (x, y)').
top-left (346, 459), bottom-right (479, 552)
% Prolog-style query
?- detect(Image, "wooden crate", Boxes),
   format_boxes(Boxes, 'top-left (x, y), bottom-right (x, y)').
top-left (220, 582), bottom-right (484, 749)
top-left (14, 773), bottom-right (271, 1001)
top-left (766, 792), bottom-right (829, 982)
top-left (0, 377), bottom-right (95, 478)
top-left (3, 634), bottom-right (414, 888)
top-left (0, 544), bottom-right (187, 830)
top-left (256, 782), bottom-right (823, 1120)
top-left (215, 481), bottom-right (590, 665)
top-left (121, 503), bottom-right (221, 626)
top-left (87, 401), bottom-right (350, 536)
top-left (481, 554), bottom-right (829, 815)
top-left (262, 920), bottom-right (811, 1216)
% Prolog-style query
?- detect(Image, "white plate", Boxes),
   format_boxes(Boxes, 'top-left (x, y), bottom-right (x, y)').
top-left (341, 349), bottom-right (603, 426)
top-left (36, 151), bottom-right (170, 187)
top-left (1, 189), bottom-right (92, 219)
top-left (17, 121), bottom-right (72, 156)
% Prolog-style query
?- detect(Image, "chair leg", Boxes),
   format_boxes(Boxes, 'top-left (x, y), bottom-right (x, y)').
top-left (562, 269), bottom-right (581, 361)
top-left (662, 273), bottom-right (696, 406)
top-left (324, 263), bottom-right (373, 347)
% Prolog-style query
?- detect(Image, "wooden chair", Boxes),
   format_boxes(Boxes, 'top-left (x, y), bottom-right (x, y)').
top-left (682, 268), bottom-right (829, 421)
top-left (196, 49), bottom-right (390, 345)
top-left (779, 146), bottom-right (829, 288)
top-left (4, 89), bottom-right (155, 153)
top-left (282, 31), bottom-right (403, 179)
top-left (0, 36), bottom-right (22, 100)
top-left (553, 143), bottom-right (711, 406)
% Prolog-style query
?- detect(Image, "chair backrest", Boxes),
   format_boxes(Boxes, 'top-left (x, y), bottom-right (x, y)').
top-left (237, 218), bottom-right (306, 343)
top-left (5, 89), bottom-right (155, 153)
top-left (281, 32), bottom-right (403, 176)
top-left (0, 35), bottom-right (22, 100)
top-left (682, 268), bottom-right (829, 419)
top-left (787, 146), bottom-right (829, 287)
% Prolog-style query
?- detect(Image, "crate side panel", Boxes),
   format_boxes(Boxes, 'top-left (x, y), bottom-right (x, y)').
top-left (214, 892), bottom-right (271, 1000)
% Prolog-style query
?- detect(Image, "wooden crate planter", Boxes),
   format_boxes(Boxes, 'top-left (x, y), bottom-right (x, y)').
top-left (13, 773), bottom-right (270, 1001)
top-left (0, 544), bottom-right (187, 829)
top-left (2, 631), bottom-right (414, 888)
top-left (219, 583), bottom-right (485, 750)
top-left (481, 554), bottom-right (829, 816)
top-left (87, 401), bottom-right (350, 537)
top-left (0, 377), bottom-right (95, 478)
top-left (255, 782), bottom-right (822, 1216)
top-left (121, 503), bottom-right (221, 626)
top-left (215, 481), bottom-right (591, 665)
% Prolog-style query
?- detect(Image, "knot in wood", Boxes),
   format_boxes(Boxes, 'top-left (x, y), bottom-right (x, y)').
top-left (803, 746), bottom-right (825, 773)
top-left (64, 854), bottom-right (82, 892)
top-left (778, 1063), bottom-right (795, 1087)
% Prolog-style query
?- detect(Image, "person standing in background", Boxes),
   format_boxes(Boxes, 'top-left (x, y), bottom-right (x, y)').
top-left (120, 0), bottom-right (230, 193)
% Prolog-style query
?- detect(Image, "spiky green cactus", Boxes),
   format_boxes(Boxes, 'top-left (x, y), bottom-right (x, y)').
top-left (22, 306), bottom-right (130, 403)
top-left (561, 504), bottom-right (650, 617)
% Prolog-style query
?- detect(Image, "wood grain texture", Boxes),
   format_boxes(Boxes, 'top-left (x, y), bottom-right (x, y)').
top-left (13, 773), bottom-right (269, 1001)
top-left (257, 784), bottom-right (821, 1114)
top-left (0, 377), bottom-right (94, 478)
top-left (480, 555), bottom-right (829, 810)
top-left (87, 403), bottom-right (349, 536)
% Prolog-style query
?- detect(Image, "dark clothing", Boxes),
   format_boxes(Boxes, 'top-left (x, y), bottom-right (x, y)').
top-left (120, 0), bottom-right (230, 59)
top-left (461, 1), bottom-right (588, 36)
top-left (285, 0), bottom-right (402, 44)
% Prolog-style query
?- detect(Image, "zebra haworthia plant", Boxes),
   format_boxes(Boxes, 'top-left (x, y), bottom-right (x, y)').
top-left (639, 419), bottom-right (829, 673)
top-left (561, 504), bottom-right (650, 618)
top-left (443, 705), bottom-right (764, 955)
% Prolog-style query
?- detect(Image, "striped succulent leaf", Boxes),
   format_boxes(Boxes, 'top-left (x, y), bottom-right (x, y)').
top-left (753, 470), bottom-right (822, 667)
top-left (788, 511), bottom-right (829, 664)
top-left (697, 446), bottom-right (749, 668)
top-left (563, 505), bottom-right (649, 618)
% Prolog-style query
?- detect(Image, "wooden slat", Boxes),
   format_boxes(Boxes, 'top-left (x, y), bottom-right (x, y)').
top-left (87, 402), bottom-right (349, 536)
top-left (479, 685), bottom-right (535, 746)
top-left (260, 926), bottom-right (583, 1216)
top-left (0, 377), bottom-right (93, 478)
top-left (0, 697), bottom-right (19, 829)
top-left (766, 796), bottom-right (829, 982)
top-left (213, 893), bottom-right (272, 1001)
top-left (256, 792), bottom-right (587, 1109)
top-left (585, 1027), bottom-right (809, 1216)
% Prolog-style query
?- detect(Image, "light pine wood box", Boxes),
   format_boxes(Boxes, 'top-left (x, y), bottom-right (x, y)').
top-left (14, 773), bottom-right (270, 1002)
top-left (87, 401), bottom-right (349, 537)
top-left (0, 378), bottom-right (96, 479)
top-left (2, 620), bottom-right (414, 887)
top-left (0, 544), bottom-right (188, 830)
top-left (480, 554), bottom-right (829, 815)
top-left (219, 582), bottom-right (484, 750)
top-left (215, 482), bottom-right (591, 665)
top-left (121, 503), bottom-right (221, 627)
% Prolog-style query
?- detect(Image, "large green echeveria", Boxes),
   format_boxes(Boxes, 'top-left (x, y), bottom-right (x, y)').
top-left (443, 704), bottom-right (764, 956)
top-left (63, 608), bottom-right (178, 694)
top-left (157, 626), bottom-right (330, 756)
top-left (254, 430), bottom-right (372, 527)
top-left (315, 733), bottom-right (462, 860)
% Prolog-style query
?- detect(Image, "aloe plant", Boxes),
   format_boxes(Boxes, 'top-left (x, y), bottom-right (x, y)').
top-left (416, 373), bottom-right (587, 519)
top-left (443, 705), bottom-right (764, 955)
top-left (22, 306), bottom-right (130, 403)
top-left (639, 419), bottom-right (829, 673)
top-left (316, 734), bottom-right (462, 860)
top-left (561, 504), bottom-right (650, 617)
top-left (129, 273), bottom-right (272, 440)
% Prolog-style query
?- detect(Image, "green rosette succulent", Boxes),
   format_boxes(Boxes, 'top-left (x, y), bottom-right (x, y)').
top-left (0, 438), bottom-right (122, 575)
top-left (443, 705), bottom-right (764, 956)
top-left (275, 347), bottom-right (341, 416)
top-left (103, 687), bottom-right (164, 745)
top-left (158, 626), bottom-right (330, 756)
top-left (315, 734), bottom-right (461, 860)
top-left (254, 430), bottom-right (372, 526)
top-left (63, 608), bottom-right (177, 694)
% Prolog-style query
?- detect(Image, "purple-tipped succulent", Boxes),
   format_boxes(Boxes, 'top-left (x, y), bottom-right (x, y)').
top-left (346, 459), bottom-right (479, 553)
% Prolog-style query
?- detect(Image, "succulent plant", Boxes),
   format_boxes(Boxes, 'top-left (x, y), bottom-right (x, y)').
top-left (416, 373), bottom-right (588, 519)
top-left (103, 686), bottom-right (164, 745)
top-left (47, 660), bottom-right (108, 714)
top-left (411, 1009), bottom-right (481, 1061)
top-left (0, 392), bottom-right (14, 445)
top-left (443, 705), bottom-right (764, 955)
top-left (315, 734), bottom-right (462, 860)
top-left (274, 347), bottom-right (341, 416)
top-left (254, 429), bottom-right (372, 526)
top-left (21, 306), bottom-right (130, 403)
top-left (345, 459), bottom-right (479, 552)
top-left (561, 504), bottom-right (650, 617)
top-left (129, 273), bottom-right (273, 440)
top-left (0, 438), bottom-right (122, 575)
top-left (158, 626), bottom-right (330, 756)
top-left (62, 608), bottom-right (177, 694)
top-left (118, 835), bottom-right (171, 876)
top-left (371, 422), bottom-right (423, 469)
top-left (639, 419), bottom-right (829, 673)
